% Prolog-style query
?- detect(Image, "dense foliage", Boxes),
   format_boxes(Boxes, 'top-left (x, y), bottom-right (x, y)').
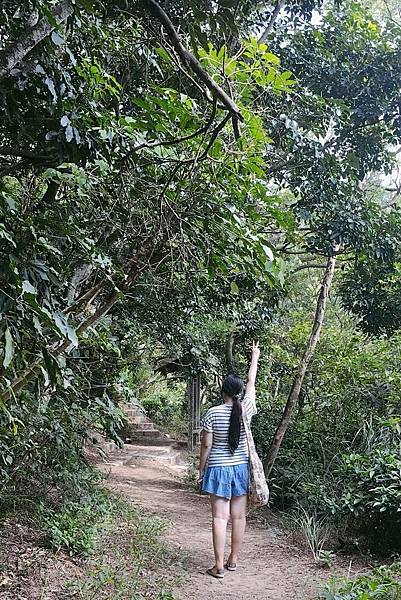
top-left (322, 564), bottom-right (401, 600)
top-left (1, 0), bottom-right (401, 575)
top-left (251, 284), bottom-right (401, 551)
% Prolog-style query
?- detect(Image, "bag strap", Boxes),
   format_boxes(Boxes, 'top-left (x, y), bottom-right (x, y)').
top-left (241, 401), bottom-right (257, 457)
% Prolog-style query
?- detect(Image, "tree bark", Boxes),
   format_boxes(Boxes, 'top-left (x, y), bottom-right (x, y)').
top-left (258, 0), bottom-right (283, 43)
top-left (0, 1), bottom-right (73, 79)
top-left (67, 264), bottom-right (93, 305)
top-left (263, 246), bottom-right (339, 478)
top-left (225, 332), bottom-right (235, 372)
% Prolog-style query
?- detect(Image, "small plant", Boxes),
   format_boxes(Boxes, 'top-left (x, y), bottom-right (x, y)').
top-left (39, 486), bottom-right (114, 556)
top-left (289, 505), bottom-right (331, 564)
top-left (318, 549), bottom-right (337, 569)
top-left (181, 452), bottom-right (200, 492)
top-left (40, 501), bottom-right (97, 555)
top-left (322, 564), bottom-right (401, 600)
top-left (66, 499), bottom-right (181, 600)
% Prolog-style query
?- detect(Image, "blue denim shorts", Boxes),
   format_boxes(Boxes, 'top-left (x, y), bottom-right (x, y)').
top-left (202, 463), bottom-right (249, 499)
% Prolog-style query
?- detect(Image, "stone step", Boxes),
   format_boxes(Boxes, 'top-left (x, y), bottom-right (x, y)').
top-left (124, 419), bottom-right (154, 431)
top-left (128, 429), bottom-right (163, 439)
top-left (103, 451), bottom-right (131, 466)
top-left (125, 411), bottom-right (150, 423)
top-left (134, 451), bottom-right (181, 466)
top-left (126, 437), bottom-right (186, 447)
top-left (122, 423), bottom-right (160, 436)
top-left (131, 421), bottom-right (154, 430)
top-left (103, 440), bottom-right (189, 471)
top-left (113, 444), bottom-right (185, 467)
top-left (121, 401), bottom-right (144, 410)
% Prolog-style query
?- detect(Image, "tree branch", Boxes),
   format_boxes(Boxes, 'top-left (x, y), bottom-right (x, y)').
top-left (258, 0), bottom-right (283, 43)
top-left (120, 98), bottom-right (218, 167)
top-left (0, 1), bottom-right (73, 80)
top-left (0, 146), bottom-right (53, 161)
top-left (292, 263), bottom-right (327, 273)
top-left (143, 0), bottom-right (243, 125)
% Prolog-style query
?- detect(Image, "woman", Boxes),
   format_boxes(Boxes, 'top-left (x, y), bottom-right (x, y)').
top-left (198, 340), bottom-right (260, 579)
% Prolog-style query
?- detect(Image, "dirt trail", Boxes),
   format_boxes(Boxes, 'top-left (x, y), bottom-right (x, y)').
top-left (97, 445), bottom-right (340, 600)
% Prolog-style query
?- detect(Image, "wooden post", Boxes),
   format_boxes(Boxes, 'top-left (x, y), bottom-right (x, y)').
top-left (187, 374), bottom-right (201, 451)
top-left (187, 378), bottom-right (194, 451)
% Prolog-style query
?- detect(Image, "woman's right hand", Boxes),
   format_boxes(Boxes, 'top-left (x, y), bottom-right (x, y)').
top-left (252, 340), bottom-right (260, 360)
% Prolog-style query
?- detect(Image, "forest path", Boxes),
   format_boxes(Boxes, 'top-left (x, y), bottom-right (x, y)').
top-left (97, 445), bottom-right (334, 600)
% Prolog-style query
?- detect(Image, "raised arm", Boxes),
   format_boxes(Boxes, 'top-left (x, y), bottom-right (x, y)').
top-left (245, 340), bottom-right (260, 397)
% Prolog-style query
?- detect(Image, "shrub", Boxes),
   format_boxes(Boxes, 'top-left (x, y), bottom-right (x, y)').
top-left (0, 385), bottom-right (125, 503)
top-left (140, 380), bottom-right (187, 437)
top-left (39, 485), bottom-right (115, 556)
top-left (326, 419), bottom-right (401, 552)
top-left (322, 564), bottom-right (401, 600)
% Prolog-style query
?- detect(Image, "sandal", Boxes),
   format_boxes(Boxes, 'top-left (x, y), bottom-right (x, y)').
top-left (206, 567), bottom-right (225, 579)
top-left (225, 561), bottom-right (237, 571)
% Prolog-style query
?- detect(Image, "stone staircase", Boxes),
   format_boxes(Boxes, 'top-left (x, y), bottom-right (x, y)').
top-left (86, 401), bottom-right (187, 471)
top-left (120, 404), bottom-right (172, 445)
top-left (116, 403), bottom-right (187, 469)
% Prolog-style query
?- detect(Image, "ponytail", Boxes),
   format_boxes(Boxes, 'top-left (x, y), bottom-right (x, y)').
top-left (221, 374), bottom-right (245, 454)
top-left (228, 393), bottom-right (242, 454)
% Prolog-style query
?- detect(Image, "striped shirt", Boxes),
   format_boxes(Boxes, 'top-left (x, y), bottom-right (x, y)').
top-left (200, 392), bottom-right (257, 467)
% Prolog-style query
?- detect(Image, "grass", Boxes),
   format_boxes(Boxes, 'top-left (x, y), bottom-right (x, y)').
top-left (63, 491), bottom-right (187, 599)
top-left (0, 479), bottom-right (186, 600)
top-left (287, 504), bottom-right (336, 566)
top-left (321, 564), bottom-right (401, 600)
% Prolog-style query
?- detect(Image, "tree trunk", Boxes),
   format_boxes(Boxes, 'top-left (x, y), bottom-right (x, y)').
top-left (225, 332), bottom-right (235, 372)
top-left (263, 247), bottom-right (338, 478)
top-left (0, 2), bottom-right (73, 79)
top-left (258, 0), bottom-right (283, 43)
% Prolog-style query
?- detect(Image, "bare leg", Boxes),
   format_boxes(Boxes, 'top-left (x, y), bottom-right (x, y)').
top-left (210, 495), bottom-right (230, 571)
top-left (228, 494), bottom-right (247, 564)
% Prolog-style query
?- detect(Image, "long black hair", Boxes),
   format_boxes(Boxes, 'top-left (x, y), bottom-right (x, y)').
top-left (222, 374), bottom-right (244, 454)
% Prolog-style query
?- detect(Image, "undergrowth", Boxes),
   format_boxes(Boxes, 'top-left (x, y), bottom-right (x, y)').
top-left (39, 486), bottom-right (118, 556)
top-left (321, 564), bottom-right (401, 600)
top-left (66, 494), bottom-right (185, 600)
top-left (0, 462), bottom-right (185, 599)
top-left (181, 452), bottom-right (200, 492)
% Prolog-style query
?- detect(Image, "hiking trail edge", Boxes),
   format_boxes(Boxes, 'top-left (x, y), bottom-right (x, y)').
top-left (96, 440), bottom-right (359, 600)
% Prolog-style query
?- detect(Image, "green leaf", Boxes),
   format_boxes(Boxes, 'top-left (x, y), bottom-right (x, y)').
top-left (4, 195), bottom-right (16, 211)
top-left (261, 244), bottom-right (274, 261)
top-left (32, 315), bottom-right (43, 335)
top-left (53, 313), bottom-right (78, 347)
top-left (0, 223), bottom-right (16, 247)
top-left (42, 347), bottom-right (59, 386)
top-left (22, 280), bottom-right (37, 295)
top-left (65, 125), bottom-right (74, 142)
top-left (51, 31), bottom-right (64, 46)
top-left (155, 47), bottom-right (172, 63)
top-left (230, 281), bottom-right (240, 294)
